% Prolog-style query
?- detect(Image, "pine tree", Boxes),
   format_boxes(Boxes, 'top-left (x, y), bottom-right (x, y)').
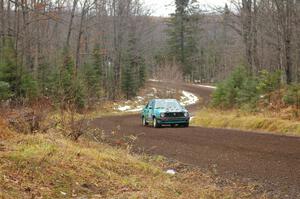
top-left (83, 44), bottom-right (103, 102)
top-left (137, 56), bottom-right (146, 88)
top-left (0, 38), bottom-right (20, 97)
top-left (0, 38), bottom-right (38, 100)
top-left (167, 0), bottom-right (199, 80)
top-left (121, 57), bottom-right (136, 100)
top-left (121, 29), bottom-right (146, 99)
top-left (59, 48), bottom-right (86, 109)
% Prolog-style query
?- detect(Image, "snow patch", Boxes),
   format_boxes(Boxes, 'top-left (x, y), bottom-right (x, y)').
top-left (194, 84), bottom-right (216, 89)
top-left (127, 105), bottom-right (144, 112)
top-left (166, 169), bottom-right (176, 175)
top-left (152, 87), bottom-right (157, 93)
top-left (136, 96), bottom-right (144, 102)
top-left (149, 79), bottom-right (161, 82)
top-left (180, 91), bottom-right (199, 106)
top-left (117, 105), bottom-right (131, 112)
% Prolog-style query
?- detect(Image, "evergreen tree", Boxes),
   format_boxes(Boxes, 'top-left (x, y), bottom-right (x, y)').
top-left (0, 38), bottom-right (20, 97)
top-left (121, 57), bottom-right (136, 100)
top-left (137, 56), bottom-right (146, 88)
top-left (0, 38), bottom-right (39, 100)
top-left (167, 0), bottom-right (199, 80)
top-left (0, 81), bottom-right (11, 100)
top-left (121, 29), bottom-right (146, 99)
top-left (37, 61), bottom-right (52, 96)
top-left (83, 44), bottom-right (104, 102)
top-left (59, 49), bottom-right (86, 109)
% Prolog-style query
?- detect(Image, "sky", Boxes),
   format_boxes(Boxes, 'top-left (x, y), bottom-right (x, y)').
top-left (143, 0), bottom-right (230, 17)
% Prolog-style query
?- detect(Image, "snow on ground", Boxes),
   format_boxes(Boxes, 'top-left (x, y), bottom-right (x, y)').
top-left (115, 96), bottom-right (146, 112)
top-left (127, 105), bottom-right (144, 112)
top-left (180, 91), bottom-right (199, 106)
top-left (166, 169), bottom-right (176, 175)
top-left (194, 84), bottom-right (216, 89)
top-left (136, 96), bottom-right (144, 102)
top-left (117, 105), bottom-right (131, 112)
top-left (115, 88), bottom-right (200, 113)
top-left (149, 79), bottom-right (161, 82)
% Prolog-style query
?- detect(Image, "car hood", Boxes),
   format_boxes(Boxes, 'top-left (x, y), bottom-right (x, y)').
top-left (155, 107), bottom-right (187, 113)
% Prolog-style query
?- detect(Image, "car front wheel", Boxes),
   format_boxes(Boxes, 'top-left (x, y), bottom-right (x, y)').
top-left (153, 118), bottom-right (160, 128)
top-left (181, 123), bottom-right (189, 128)
top-left (142, 117), bottom-right (148, 126)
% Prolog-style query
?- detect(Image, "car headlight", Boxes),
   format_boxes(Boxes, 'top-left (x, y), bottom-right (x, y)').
top-left (160, 113), bottom-right (165, 118)
top-left (184, 112), bottom-right (189, 117)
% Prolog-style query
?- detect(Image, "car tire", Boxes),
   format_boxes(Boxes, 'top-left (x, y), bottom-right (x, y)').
top-left (184, 123), bottom-right (189, 128)
top-left (153, 118), bottom-right (160, 128)
top-left (142, 117), bottom-right (148, 126)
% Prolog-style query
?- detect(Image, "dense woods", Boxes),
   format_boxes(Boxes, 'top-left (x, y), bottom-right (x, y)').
top-left (1, 0), bottom-right (300, 108)
top-left (0, 0), bottom-right (154, 108)
top-left (164, 0), bottom-right (300, 84)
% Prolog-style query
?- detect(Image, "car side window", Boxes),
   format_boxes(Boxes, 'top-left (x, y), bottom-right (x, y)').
top-left (147, 100), bottom-right (154, 108)
top-left (150, 100), bottom-right (155, 108)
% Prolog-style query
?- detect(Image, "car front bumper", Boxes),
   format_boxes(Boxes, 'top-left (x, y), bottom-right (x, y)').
top-left (157, 117), bottom-right (190, 124)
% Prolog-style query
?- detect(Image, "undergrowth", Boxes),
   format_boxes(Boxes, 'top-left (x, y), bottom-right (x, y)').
top-left (0, 132), bottom-right (267, 199)
top-left (192, 108), bottom-right (300, 136)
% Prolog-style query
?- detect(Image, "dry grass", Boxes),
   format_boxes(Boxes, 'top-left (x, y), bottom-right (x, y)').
top-left (0, 132), bottom-right (268, 199)
top-left (192, 108), bottom-right (300, 137)
top-left (0, 116), bottom-right (14, 140)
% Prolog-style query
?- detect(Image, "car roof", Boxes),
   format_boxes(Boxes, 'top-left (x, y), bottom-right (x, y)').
top-left (152, 99), bottom-right (178, 102)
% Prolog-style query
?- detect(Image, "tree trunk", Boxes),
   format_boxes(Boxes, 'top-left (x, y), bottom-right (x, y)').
top-left (252, 0), bottom-right (259, 72)
top-left (66, 0), bottom-right (78, 49)
top-left (75, 0), bottom-right (88, 76)
top-left (285, 0), bottom-right (293, 84)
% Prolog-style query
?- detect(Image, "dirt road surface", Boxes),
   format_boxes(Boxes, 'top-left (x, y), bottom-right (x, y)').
top-left (91, 82), bottom-right (300, 198)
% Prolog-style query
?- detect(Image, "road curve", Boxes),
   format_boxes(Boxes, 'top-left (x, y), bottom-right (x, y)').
top-left (91, 82), bottom-right (300, 198)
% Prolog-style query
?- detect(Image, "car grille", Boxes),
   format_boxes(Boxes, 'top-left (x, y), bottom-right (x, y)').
top-left (165, 112), bottom-right (185, 118)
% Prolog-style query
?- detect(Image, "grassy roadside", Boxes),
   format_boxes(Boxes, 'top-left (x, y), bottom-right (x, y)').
top-left (0, 132), bottom-right (267, 199)
top-left (191, 108), bottom-right (300, 137)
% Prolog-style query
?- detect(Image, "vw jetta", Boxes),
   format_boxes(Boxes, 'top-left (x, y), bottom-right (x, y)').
top-left (141, 99), bottom-right (190, 128)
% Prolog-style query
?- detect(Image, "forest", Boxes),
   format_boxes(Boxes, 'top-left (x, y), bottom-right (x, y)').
top-left (0, 0), bottom-right (300, 109)
top-left (1, 1), bottom-right (300, 198)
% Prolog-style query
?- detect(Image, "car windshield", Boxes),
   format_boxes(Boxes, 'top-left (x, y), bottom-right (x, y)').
top-left (154, 100), bottom-right (182, 110)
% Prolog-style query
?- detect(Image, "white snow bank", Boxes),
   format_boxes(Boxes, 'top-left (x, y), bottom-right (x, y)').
top-left (117, 105), bottom-right (131, 112)
top-left (180, 91), bottom-right (199, 106)
top-left (136, 96), bottom-right (144, 102)
top-left (194, 84), bottom-right (216, 89)
top-left (116, 88), bottom-right (200, 112)
top-left (166, 169), bottom-right (176, 175)
top-left (149, 79), bottom-right (161, 82)
top-left (116, 105), bottom-right (144, 113)
top-left (127, 105), bottom-right (144, 112)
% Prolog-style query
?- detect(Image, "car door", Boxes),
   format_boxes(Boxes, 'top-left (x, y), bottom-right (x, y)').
top-left (143, 102), bottom-right (149, 121)
top-left (148, 100), bottom-right (155, 122)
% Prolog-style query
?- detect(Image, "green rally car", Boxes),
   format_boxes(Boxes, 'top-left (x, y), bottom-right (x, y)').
top-left (141, 99), bottom-right (190, 128)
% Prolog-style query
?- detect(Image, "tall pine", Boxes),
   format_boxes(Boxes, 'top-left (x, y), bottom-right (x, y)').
top-left (121, 27), bottom-right (146, 99)
top-left (167, 0), bottom-right (199, 81)
top-left (83, 44), bottom-right (103, 102)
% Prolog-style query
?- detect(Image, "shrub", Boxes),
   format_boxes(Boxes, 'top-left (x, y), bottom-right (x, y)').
top-left (212, 66), bottom-right (282, 109)
top-left (0, 81), bottom-right (12, 100)
top-left (257, 70), bottom-right (281, 94)
top-left (236, 77), bottom-right (259, 109)
top-left (212, 66), bottom-right (258, 108)
top-left (283, 84), bottom-right (300, 108)
top-left (20, 74), bottom-right (39, 99)
top-left (73, 80), bottom-right (86, 110)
